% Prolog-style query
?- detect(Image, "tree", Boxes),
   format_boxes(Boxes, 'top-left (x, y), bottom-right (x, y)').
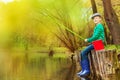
top-left (102, 0), bottom-right (120, 44)
top-left (90, 0), bottom-right (97, 13)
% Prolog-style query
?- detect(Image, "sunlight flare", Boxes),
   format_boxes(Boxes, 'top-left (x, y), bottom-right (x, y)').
top-left (0, 0), bottom-right (14, 4)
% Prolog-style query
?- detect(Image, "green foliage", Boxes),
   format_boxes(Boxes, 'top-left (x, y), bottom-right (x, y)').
top-left (2, 0), bottom-right (119, 50)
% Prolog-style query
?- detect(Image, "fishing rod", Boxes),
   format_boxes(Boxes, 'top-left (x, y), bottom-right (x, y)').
top-left (62, 25), bottom-right (85, 40)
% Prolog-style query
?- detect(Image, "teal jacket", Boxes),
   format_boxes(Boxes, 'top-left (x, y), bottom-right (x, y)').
top-left (87, 23), bottom-right (105, 43)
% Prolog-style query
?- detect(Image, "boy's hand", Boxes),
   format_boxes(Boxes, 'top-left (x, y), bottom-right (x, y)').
top-left (84, 39), bottom-right (88, 42)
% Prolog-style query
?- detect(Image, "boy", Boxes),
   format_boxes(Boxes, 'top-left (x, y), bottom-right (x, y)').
top-left (77, 13), bottom-right (105, 77)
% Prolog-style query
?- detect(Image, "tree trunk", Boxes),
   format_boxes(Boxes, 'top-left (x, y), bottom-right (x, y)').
top-left (90, 0), bottom-right (97, 13)
top-left (102, 0), bottom-right (120, 44)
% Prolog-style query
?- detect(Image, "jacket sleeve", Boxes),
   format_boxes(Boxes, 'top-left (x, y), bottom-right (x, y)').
top-left (87, 24), bottom-right (103, 43)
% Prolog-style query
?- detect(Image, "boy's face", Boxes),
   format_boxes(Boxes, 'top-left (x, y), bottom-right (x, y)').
top-left (93, 16), bottom-right (101, 24)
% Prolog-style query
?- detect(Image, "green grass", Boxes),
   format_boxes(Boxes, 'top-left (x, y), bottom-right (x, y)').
top-left (105, 45), bottom-right (117, 50)
top-left (53, 53), bottom-right (68, 58)
top-left (105, 45), bottom-right (120, 54)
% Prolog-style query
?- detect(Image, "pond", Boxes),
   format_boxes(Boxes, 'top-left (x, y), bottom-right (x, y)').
top-left (0, 49), bottom-right (75, 80)
top-left (0, 49), bottom-right (119, 80)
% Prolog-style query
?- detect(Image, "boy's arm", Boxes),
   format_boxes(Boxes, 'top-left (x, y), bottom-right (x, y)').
top-left (87, 24), bottom-right (103, 43)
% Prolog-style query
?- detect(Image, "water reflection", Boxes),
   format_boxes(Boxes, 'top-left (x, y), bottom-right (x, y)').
top-left (0, 49), bottom-right (119, 80)
top-left (0, 50), bottom-right (72, 80)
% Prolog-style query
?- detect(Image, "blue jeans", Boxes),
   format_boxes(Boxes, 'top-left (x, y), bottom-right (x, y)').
top-left (81, 44), bottom-right (94, 60)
